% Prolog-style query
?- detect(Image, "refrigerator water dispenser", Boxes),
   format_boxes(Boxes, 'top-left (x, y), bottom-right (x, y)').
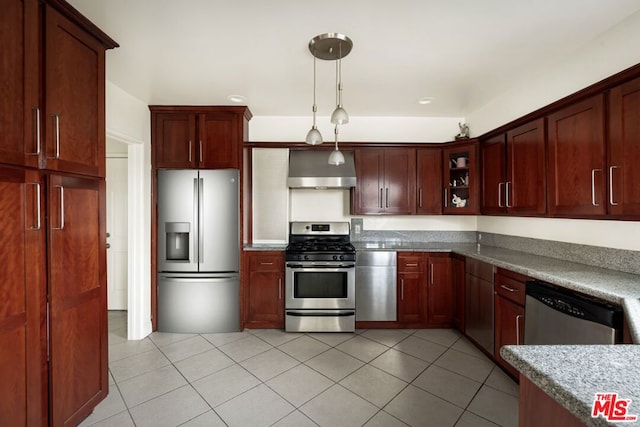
top-left (165, 222), bottom-right (190, 261)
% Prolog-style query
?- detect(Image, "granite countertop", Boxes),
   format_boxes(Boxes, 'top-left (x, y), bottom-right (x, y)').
top-left (501, 345), bottom-right (640, 427)
top-left (243, 243), bottom-right (287, 251)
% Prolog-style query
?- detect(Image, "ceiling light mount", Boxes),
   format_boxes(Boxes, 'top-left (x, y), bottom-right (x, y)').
top-left (308, 33), bottom-right (353, 61)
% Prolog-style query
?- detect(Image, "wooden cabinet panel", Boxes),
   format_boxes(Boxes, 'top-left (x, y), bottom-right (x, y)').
top-left (352, 148), bottom-right (415, 214)
top-left (608, 77), bottom-right (640, 217)
top-left (0, 167), bottom-right (44, 426)
top-left (0, 0), bottom-right (39, 168)
top-left (443, 141), bottom-right (479, 214)
top-left (416, 148), bottom-right (443, 214)
top-left (427, 255), bottom-right (453, 327)
top-left (547, 95), bottom-right (606, 216)
top-left (245, 252), bottom-right (284, 328)
top-left (44, 6), bottom-right (108, 177)
top-left (494, 295), bottom-right (524, 378)
top-left (150, 107), bottom-right (250, 170)
top-left (452, 255), bottom-right (465, 331)
top-left (199, 112), bottom-right (240, 169)
top-left (481, 135), bottom-right (506, 214)
top-left (153, 113), bottom-right (196, 168)
top-left (519, 376), bottom-right (585, 427)
top-left (48, 175), bottom-right (107, 426)
top-left (397, 252), bottom-right (426, 325)
top-left (507, 118), bottom-right (546, 215)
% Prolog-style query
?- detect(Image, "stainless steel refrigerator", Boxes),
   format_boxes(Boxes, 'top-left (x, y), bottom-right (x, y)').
top-left (157, 169), bottom-right (240, 333)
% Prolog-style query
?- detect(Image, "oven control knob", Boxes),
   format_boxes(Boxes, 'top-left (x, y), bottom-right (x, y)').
top-left (332, 255), bottom-right (338, 261)
top-left (304, 255), bottom-right (309, 260)
top-left (339, 255), bottom-right (344, 261)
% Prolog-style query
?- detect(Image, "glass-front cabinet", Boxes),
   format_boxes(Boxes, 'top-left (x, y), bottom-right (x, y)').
top-left (443, 140), bottom-right (479, 214)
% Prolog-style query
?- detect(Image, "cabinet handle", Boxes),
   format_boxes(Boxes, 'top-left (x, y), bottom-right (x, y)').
top-left (52, 185), bottom-right (64, 230)
top-left (188, 140), bottom-right (193, 162)
top-left (29, 183), bottom-right (41, 231)
top-left (429, 264), bottom-right (434, 285)
top-left (405, 263), bottom-right (418, 267)
top-left (591, 169), bottom-right (602, 206)
top-left (278, 277), bottom-right (282, 300)
top-left (516, 314), bottom-right (524, 345)
top-left (418, 188), bottom-right (423, 208)
top-left (380, 188), bottom-right (383, 208)
top-left (386, 188), bottom-right (389, 208)
top-left (401, 278), bottom-right (404, 300)
top-left (444, 189), bottom-right (448, 208)
top-left (31, 107), bottom-right (41, 155)
top-left (500, 284), bottom-right (517, 293)
top-left (199, 140), bottom-right (203, 162)
top-left (609, 166), bottom-right (620, 206)
top-left (50, 114), bottom-right (60, 159)
top-left (505, 181), bottom-right (513, 208)
top-left (260, 262), bottom-right (274, 265)
top-left (498, 182), bottom-right (504, 208)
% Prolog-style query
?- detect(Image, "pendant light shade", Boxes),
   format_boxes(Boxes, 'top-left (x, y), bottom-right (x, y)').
top-left (305, 55), bottom-right (323, 145)
top-left (328, 126), bottom-right (345, 165)
top-left (305, 33), bottom-right (353, 157)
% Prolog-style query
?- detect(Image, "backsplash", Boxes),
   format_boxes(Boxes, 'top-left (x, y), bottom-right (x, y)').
top-left (351, 228), bottom-right (477, 244)
top-left (479, 232), bottom-right (640, 276)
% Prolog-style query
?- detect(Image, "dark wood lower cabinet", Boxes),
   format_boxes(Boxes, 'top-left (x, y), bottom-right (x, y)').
top-left (426, 254), bottom-right (453, 327)
top-left (48, 174), bottom-right (108, 426)
top-left (244, 251), bottom-right (285, 329)
top-left (494, 295), bottom-right (524, 378)
top-left (519, 376), bottom-right (584, 427)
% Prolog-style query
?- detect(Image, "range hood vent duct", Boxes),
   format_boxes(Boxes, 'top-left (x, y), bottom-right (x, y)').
top-left (287, 150), bottom-right (356, 189)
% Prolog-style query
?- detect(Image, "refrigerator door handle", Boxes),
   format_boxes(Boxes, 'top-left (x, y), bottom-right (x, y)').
top-left (193, 178), bottom-right (199, 265)
top-left (199, 177), bottom-right (204, 264)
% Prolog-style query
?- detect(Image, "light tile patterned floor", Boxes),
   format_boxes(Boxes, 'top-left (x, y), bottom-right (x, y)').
top-left (79, 311), bottom-right (519, 427)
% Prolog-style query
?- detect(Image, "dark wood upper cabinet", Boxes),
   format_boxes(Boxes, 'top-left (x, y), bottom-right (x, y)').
top-left (0, 0), bottom-right (39, 168)
top-left (352, 148), bottom-right (416, 214)
top-left (481, 134), bottom-right (506, 214)
top-left (44, 5), bottom-right (109, 177)
top-left (608, 76), bottom-right (640, 217)
top-left (443, 141), bottom-right (479, 214)
top-left (416, 148), bottom-right (443, 214)
top-left (151, 106), bottom-right (251, 169)
top-left (547, 95), bottom-right (606, 217)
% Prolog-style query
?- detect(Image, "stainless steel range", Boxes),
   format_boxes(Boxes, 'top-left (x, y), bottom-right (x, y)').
top-left (285, 222), bottom-right (356, 332)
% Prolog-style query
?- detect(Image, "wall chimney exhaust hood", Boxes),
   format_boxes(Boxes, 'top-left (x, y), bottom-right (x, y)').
top-left (288, 150), bottom-right (356, 189)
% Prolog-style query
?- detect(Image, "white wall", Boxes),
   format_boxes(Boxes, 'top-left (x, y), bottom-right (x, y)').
top-left (106, 81), bottom-right (152, 340)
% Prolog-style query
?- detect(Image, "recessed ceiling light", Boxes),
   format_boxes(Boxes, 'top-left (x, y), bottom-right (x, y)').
top-left (227, 95), bottom-right (247, 103)
top-left (419, 97), bottom-right (435, 105)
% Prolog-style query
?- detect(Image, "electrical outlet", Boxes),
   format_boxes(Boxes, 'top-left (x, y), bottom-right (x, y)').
top-left (355, 224), bottom-right (361, 234)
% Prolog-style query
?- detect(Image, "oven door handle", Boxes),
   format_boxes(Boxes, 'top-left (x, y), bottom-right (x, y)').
top-left (286, 310), bottom-right (355, 317)
top-left (286, 263), bottom-right (355, 269)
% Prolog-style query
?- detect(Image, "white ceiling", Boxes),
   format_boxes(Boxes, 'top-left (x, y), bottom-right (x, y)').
top-left (68, 0), bottom-right (640, 118)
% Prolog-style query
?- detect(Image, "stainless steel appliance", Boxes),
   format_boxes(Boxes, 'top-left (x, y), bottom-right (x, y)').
top-left (524, 280), bottom-right (623, 344)
top-left (355, 251), bottom-right (397, 321)
top-left (285, 222), bottom-right (356, 332)
top-left (157, 169), bottom-right (240, 333)
top-left (287, 150), bottom-right (356, 189)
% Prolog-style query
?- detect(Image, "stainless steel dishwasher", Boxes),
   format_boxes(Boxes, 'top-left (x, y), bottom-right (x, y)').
top-left (355, 251), bottom-right (397, 321)
top-left (524, 280), bottom-right (623, 344)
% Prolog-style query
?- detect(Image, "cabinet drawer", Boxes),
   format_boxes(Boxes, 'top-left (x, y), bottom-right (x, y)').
top-left (397, 253), bottom-right (425, 272)
top-left (494, 273), bottom-right (526, 305)
top-left (465, 257), bottom-right (493, 281)
top-left (248, 253), bottom-right (284, 271)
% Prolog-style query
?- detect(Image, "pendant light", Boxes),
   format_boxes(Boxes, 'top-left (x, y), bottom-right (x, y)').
top-left (328, 125), bottom-right (345, 165)
top-left (304, 54), bottom-right (323, 145)
top-left (305, 33), bottom-right (353, 157)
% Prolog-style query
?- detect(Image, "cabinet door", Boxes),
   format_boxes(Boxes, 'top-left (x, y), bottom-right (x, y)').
top-left (0, 167), bottom-right (44, 426)
top-left (427, 255), bottom-right (453, 326)
top-left (452, 256), bottom-right (465, 331)
top-left (246, 252), bottom-right (284, 328)
top-left (0, 0), bottom-right (39, 168)
top-left (547, 95), bottom-right (606, 216)
top-left (153, 112), bottom-right (197, 168)
top-left (397, 253), bottom-right (426, 325)
top-left (352, 149), bottom-right (385, 214)
top-left (198, 112), bottom-right (240, 168)
top-left (481, 135), bottom-right (506, 214)
top-left (44, 7), bottom-right (107, 177)
top-left (48, 175), bottom-right (107, 426)
top-left (416, 148), bottom-right (443, 214)
top-left (507, 118), bottom-right (546, 215)
top-left (608, 77), bottom-right (640, 217)
top-left (383, 149), bottom-right (416, 214)
top-left (494, 294), bottom-right (524, 378)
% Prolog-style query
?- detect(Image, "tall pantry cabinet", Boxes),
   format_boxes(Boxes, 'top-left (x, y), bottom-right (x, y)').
top-left (0, 0), bottom-right (118, 426)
